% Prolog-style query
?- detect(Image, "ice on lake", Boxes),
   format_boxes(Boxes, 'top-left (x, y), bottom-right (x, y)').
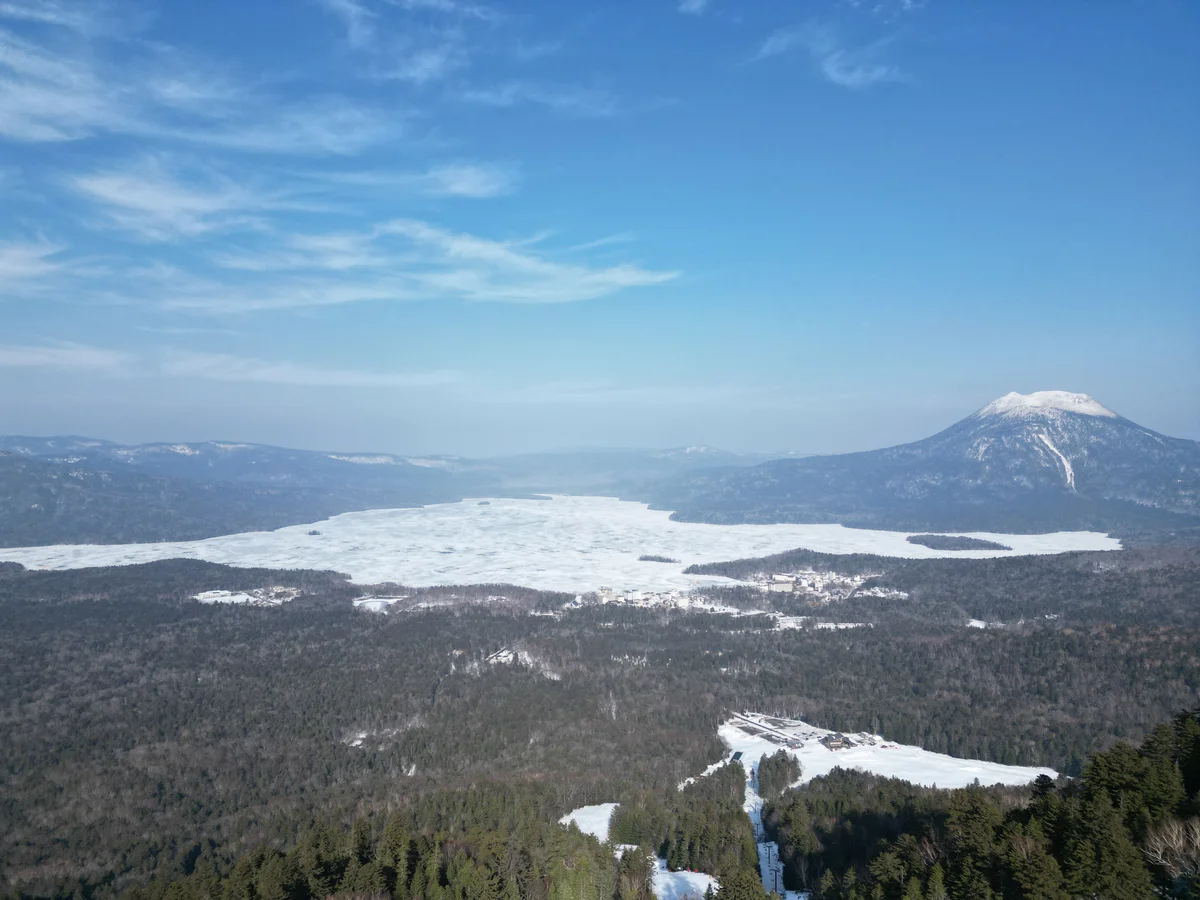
top-left (0, 495), bottom-right (1120, 593)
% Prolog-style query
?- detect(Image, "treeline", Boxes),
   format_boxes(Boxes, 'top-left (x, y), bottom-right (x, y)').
top-left (610, 763), bottom-right (758, 880)
top-left (764, 710), bottom-right (1200, 898)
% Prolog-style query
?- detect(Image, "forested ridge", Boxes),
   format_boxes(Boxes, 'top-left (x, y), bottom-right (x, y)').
top-left (1, 555), bottom-right (1197, 899)
top-left (764, 711), bottom-right (1200, 898)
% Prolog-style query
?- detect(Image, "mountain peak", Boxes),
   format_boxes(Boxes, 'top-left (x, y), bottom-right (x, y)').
top-left (977, 391), bottom-right (1117, 420)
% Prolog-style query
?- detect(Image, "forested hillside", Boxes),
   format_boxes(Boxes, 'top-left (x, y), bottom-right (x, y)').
top-left (0, 453), bottom-right (459, 547)
top-left (20, 712), bottom-right (1199, 900)
top-left (2, 557), bottom-right (1197, 898)
top-left (765, 711), bottom-right (1200, 898)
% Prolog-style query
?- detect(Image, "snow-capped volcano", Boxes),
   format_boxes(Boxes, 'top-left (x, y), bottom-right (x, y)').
top-left (977, 391), bottom-right (1117, 420)
top-left (654, 392), bottom-right (1200, 537)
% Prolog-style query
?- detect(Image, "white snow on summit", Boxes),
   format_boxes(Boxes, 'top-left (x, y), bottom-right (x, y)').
top-left (978, 391), bottom-right (1117, 419)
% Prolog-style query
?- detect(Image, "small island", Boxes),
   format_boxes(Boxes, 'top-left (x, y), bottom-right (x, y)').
top-left (638, 554), bottom-right (681, 564)
top-left (906, 534), bottom-right (1012, 551)
top-left (478, 501), bottom-right (491, 506)
top-left (307, 530), bottom-right (322, 536)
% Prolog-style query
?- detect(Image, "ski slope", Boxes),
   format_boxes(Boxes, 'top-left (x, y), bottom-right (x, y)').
top-left (0, 495), bottom-right (1119, 593)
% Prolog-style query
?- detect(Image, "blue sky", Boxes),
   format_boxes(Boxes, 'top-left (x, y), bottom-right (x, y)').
top-left (1, 0), bottom-right (1197, 455)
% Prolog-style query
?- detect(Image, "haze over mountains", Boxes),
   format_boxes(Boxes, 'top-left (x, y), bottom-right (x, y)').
top-left (3, 391), bottom-right (1198, 548)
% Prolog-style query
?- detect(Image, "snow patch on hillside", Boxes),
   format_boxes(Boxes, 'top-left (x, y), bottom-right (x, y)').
top-left (1036, 433), bottom-right (1076, 490)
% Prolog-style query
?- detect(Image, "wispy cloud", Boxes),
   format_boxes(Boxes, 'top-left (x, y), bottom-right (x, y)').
top-left (0, 238), bottom-right (64, 280)
top-left (678, 0), bottom-right (711, 15)
top-left (0, 23), bottom-right (400, 152)
top-left (317, 0), bottom-right (377, 48)
top-left (460, 81), bottom-right (620, 117)
top-left (298, 161), bottom-right (515, 197)
top-left (162, 351), bottom-right (463, 388)
top-left (842, 0), bottom-right (927, 23)
top-left (379, 40), bottom-right (468, 83)
top-left (321, 0), bottom-right (501, 85)
top-left (0, 27), bottom-right (127, 140)
top-left (419, 162), bottom-right (515, 197)
top-left (0, 341), bottom-right (129, 372)
top-left (0, 0), bottom-right (113, 34)
top-left (387, 0), bottom-right (501, 22)
top-left (563, 233), bottom-right (635, 253)
top-left (170, 218), bottom-right (678, 311)
top-left (70, 156), bottom-right (288, 241)
top-left (755, 23), bottom-right (906, 89)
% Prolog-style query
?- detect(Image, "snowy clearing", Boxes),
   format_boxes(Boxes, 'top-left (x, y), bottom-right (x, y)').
top-left (717, 713), bottom-right (1056, 789)
top-left (0, 495), bottom-right (1119, 593)
top-left (559, 803), bottom-right (618, 843)
top-left (652, 859), bottom-right (717, 900)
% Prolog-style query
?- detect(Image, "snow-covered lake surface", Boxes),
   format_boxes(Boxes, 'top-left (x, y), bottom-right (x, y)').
top-left (0, 495), bottom-right (1120, 593)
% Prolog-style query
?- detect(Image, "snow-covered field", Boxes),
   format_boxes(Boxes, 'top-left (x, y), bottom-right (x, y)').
top-left (719, 713), bottom-right (1055, 789)
top-left (652, 859), bottom-right (717, 900)
top-left (0, 495), bottom-right (1119, 593)
top-left (559, 803), bottom-right (618, 842)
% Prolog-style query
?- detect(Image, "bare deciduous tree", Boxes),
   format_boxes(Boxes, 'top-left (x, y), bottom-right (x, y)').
top-left (1144, 817), bottom-right (1200, 879)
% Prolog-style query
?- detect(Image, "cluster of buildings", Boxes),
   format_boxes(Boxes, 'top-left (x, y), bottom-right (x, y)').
top-left (757, 569), bottom-right (908, 604)
top-left (595, 586), bottom-right (691, 607)
top-left (192, 587), bottom-right (301, 607)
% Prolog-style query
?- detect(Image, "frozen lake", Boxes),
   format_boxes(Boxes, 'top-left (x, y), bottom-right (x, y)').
top-left (0, 495), bottom-right (1120, 592)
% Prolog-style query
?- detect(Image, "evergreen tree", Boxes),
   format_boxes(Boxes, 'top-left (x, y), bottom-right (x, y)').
top-left (713, 868), bottom-right (768, 900)
top-left (925, 865), bottom-right (947, 900)
top-left (1061, 793), bottom-right (1154, 900)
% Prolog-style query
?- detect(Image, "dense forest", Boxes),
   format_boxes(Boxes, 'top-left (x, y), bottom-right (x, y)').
top-left (10, 712), bottom-right (1197, 900)
top-left (1, 554), bottom-right (1197, 899)
top-left (687, 545), bottom-right (1200, 627)
top-left (764, 710), bottom-right (1200, 898)
top-left (609, 762), bottom-right (759, 878)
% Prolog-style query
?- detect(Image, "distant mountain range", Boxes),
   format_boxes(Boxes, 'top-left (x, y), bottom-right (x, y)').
top-left (0, 438), bottom-right (771, 547)
top-left (2, 391), bottom-right (1197, 547)
top-left (648, 391), bottom-right (1200, 543)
